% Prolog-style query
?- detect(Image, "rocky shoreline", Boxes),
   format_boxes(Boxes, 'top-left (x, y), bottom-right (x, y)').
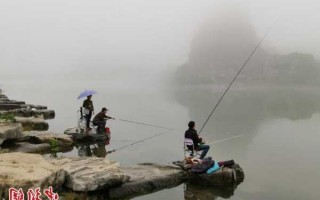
top-left (0, 93), bottom-right (73, 155)
top-left (0, 152), bottom-right (244, 199)
top-left (0, 91), bottom-right (244, 199)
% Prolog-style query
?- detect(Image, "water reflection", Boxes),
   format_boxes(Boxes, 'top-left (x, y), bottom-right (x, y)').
top-left (76, 140), bottom-right (109, 158)
top-left (184, 183), bottom-right (238, 200)
top-left (174, 87), bottom-right (320, 140)
top-left (173, 86), bottom-right (320, 199)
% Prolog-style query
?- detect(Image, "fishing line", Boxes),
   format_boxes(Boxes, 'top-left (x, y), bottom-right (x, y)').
top-left (107, 21), bottom-right (278, 155)
top-left (199, 21), bottom-right (277, 134)
top-left (106, 129), bottom-right (175, 154)
top-left (112, 139), bottom-right (139, 142)
top-left (206, 134), bottom-right (244, 145)
top-left (117, 118), bottom-right (173, 130)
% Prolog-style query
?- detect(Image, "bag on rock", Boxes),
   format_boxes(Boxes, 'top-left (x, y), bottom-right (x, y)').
top-left (191, 157), bottom-right (215, 174)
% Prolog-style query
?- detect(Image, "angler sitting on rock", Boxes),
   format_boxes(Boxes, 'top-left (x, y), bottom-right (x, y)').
top-left (185, 121), bottom-right (210, 159)
top-left (92, 107), bottom-right (115, 133)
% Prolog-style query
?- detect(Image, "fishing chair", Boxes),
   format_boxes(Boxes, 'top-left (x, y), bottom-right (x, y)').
top-left (77, 107), bottom-right (94, 130)
top-left (184, 138), bottom-right (203, 159)
top-left (77, 107), bottom-right (87, 128)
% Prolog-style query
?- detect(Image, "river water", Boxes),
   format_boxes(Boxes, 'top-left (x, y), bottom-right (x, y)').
top-left (2, 72), bottom-right (320, 199)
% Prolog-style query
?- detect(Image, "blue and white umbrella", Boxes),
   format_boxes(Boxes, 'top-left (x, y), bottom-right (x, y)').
top-left (77, 89), bottom-right (97, 99)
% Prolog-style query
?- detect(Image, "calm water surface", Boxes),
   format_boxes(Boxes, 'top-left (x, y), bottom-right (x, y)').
top-left (2, 77), bottom-right (320, 200)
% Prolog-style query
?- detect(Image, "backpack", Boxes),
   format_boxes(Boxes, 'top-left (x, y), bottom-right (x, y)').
top-left (190, 157), bottom-right (215, 174)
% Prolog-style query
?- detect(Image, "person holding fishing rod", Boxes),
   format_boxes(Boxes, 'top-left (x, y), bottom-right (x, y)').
top-left (92, 107), bottom-right (115, 133)
top-left (185, 121), bottom-right (210, 159)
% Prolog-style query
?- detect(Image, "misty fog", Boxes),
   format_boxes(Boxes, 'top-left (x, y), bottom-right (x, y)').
top-left (1, 0), bottom-right (320, 80)
top-left (1, 0), bottom-right (320, 200)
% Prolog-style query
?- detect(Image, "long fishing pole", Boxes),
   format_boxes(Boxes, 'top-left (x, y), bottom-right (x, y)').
top-left (117, 118), bottom-right (173, 130)
top-left (107, 22), bottom-right (277, 155)
top-left (199, 23), bottom-right (277, 134)
top-left (106, 129), bottom-right (175, 154)
top-left (107, 132), bottom-right (243, 154)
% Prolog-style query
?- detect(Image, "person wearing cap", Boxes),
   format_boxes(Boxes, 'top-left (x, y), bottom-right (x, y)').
top-left (92, 107), bottom-right (115, 133)
top-left (83, 95), bottom-right (94, 133)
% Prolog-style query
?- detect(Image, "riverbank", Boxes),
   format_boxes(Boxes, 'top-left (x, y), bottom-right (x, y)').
top-left (0, 90), bottom-right (244, 199)
top-left (0, 152), bottom-right (244, 199)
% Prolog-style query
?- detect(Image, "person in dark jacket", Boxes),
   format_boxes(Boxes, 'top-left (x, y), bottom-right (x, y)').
top-left (93, 107), bottom-right (115, 132)
top-left (185, 121), bottom-right (210, 159)
top-left (83, 95), bottom-right (94, 132)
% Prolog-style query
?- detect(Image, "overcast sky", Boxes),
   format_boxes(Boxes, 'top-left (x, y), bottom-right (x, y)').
top-left (1, 0), bottom-right (320, 78)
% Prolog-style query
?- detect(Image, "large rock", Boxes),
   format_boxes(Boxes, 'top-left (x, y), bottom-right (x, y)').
top-left (0, 122), bottom-right (23, 145)
top-left (0, 104), bottom-right (21, 111)
top-left (108, 163), bottom-right (184, 199)
top-left (10, 142), bottom-right (52, 153)
top-left (187, 164), bottom-right (245, 186)
top-left (15, 116), bottom-right (49, 131)
top-left (64, 127), bottom-right (110, 142)
top-left (1, 131), bottom-right (73, 154)
top-left (21, 104), bottom-right (48, 110)
top-left (0, 100), bottom-right (25, 105)
top-left (20, 131), bottom-right (74, 146)
top-left (0, 153), bottom-right (65, 198)
top-left (11, 109), bottom-right (55, 120)
top-left (49, 157), bottom-right (130, 192)
top-left (13, 131), bottom-right (74, 154)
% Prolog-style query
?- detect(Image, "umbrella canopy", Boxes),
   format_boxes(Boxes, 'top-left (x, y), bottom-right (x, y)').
top-left (77, 89), bottom-right (97, 99)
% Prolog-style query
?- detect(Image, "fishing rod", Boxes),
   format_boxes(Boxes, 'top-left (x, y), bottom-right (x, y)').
top-left (106, 129), bottom-right (175, 154)
top-left (117, 118), bottom-right (173, 130)
top-left (106, 22), bottom-right (277, 154)
top-left (107, 132), bottom-right (243, 154)
top-left (199, 23), bottom-right (277, 134)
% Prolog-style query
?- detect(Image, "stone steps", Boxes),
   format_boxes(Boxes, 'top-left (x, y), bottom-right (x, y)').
top-left (0, 90), bottom-right (56, 145)
top-left (10, 109), bottom-right (55, 119)
top-left (0, 91), bottom-right (50, 112)
top-left (0, 101), bottom-right (26, 105)
top-left (0, 104), bottom-right (22, 110)
top-left (0, 103), bottom-right (48, 111)
top-left (21, 104), bottom-right (47, 110)
top-left (15, 117), bottom-right (49, 131)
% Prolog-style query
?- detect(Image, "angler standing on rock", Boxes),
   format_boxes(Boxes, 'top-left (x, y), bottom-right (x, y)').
top-left (83, 95), bottom-right (94, 133)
